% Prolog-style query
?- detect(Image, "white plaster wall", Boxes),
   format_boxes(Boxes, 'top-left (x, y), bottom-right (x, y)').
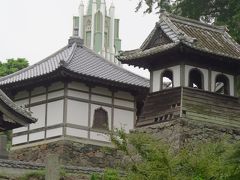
top-left (114, 91), bottom-right (134, 101)
top-left (46, 128), bottom-right (63, 138)
top-left (92, 86), bottom-right (112, 96)
top-left (67, 100), bottom-right (89, 126)
top-left (211, 71), bottom-right (234, 96)
top-left (14, 90), bottom-right (29, 100)
top-left (90, 132), bottom-right (110, 142)
top-left (172, 65), bottom-right (181, 87)
top-left (152, 65), bottom-right (180, 92)
top-left (152, 69), bottom-right (161, 92)
top-left (13, 126), bottom-right (28, 134)
top-left (68, 90), bottom-right (89, 100)
top-left (30, 104), bottom-right (46, 130)
top-left (47, 100), bottom-right (64, 126)
top-left (48, 81), bottom-right (64, 91)
top-left (90, 104), bottom-right (112, 130)
top-left (92, 94), bottom-right (112, 104)
top-left (66, 127), bottom-right (88, 138)
top-left (185, 65), bottom-right (209, 91)
top-left (114, 99), bottom-right (134, 108)
top-left (68, 81), bottom-right (89, 92)
top-left (29, 131), bottom-right (44, 142)
top-left (31, 94), bottom-right (46, 103)
top-left (31, 86), bottom-right (46, 96)
top-left (12, 135), bottom-right (28, 145)
top-left (113, 108), bottom-right (134, 133)
top-left (48, 90), bottom-right (64, 99)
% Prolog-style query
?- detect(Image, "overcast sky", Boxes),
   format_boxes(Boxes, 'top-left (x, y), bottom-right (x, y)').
top-left (0, 0), bottom-right (159, 78)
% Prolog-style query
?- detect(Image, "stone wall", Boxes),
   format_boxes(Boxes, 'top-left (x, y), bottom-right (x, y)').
top-left (10, 139), bottom-right (123, 168)
top-left (137, 118), bottom-right (240, 149)
top-left (10, 118), bottom-right (240, 169)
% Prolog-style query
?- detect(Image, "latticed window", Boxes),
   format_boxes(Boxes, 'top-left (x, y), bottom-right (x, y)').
top-left (92, 107), bottom-right (109, 130)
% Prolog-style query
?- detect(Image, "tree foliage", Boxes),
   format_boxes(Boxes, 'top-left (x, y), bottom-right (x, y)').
top-left (93, 129), bottom-right (240, 179)
top-left (0, 58), bottom-right (29, 77)
top-left (136, 0), bottom-right (240, 43)
top-left (0, 58), bottom-right (29, 149)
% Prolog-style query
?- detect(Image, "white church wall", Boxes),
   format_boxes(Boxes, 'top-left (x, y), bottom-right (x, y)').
top-left (12, 135), bottom-right (28, 145)
top-left (66, 127), bottom-right (88, 138)
top-left (211, 71), bottom-right (234, 96)
top-left (185, 65), bottom-right (209, 91)
top-left (29, 104), bottom-right (46, 130)
top-left (29, 131), bottom-right (45, 142)
top-left (47, 100), bottom-right (64, 126)
top-left (46, 127), bottom-right (63, 138)
top-left (113, 108), bottom-right (134, 133)
top-left (67, 100), bottom-right (89, 126)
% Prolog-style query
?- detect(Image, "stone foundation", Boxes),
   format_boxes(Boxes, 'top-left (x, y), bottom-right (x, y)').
top-left (10, 118), bottom-right (240, 168)
top-left (10, 138), bottom-right (123, 168)
top-left (137, 118), bottom-right (240, 149)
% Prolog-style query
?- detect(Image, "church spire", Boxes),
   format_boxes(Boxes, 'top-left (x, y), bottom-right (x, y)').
top-left (78, 0), bottom-right (84, 38)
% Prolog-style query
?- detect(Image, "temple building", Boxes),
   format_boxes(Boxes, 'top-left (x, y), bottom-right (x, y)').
top-left (0, 36), bottom-right (148, 166)
top-left (118, 11), bottom-right (240, 145)
top-left (73, 0), bottom-right (121, 65)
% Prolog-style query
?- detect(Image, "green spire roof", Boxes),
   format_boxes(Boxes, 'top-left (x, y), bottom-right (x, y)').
top-left (87, 0), bottom-right (106, 15)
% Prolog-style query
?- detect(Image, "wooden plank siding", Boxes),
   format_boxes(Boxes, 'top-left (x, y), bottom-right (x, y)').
top-left (182, 87), bottom-right (240, 128)
top-left (137, 87), bottom-right (181, 126)
top-left (137, 87), bottom-right (240, 128)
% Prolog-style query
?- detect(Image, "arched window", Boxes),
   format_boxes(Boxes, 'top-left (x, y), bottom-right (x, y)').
top-left (189, 69), bottom-right (204, 89)
top-left (215, 74), bottom-right (229, 95)
top-left (92, 107), bottom-right (109, 130)
top-left (161, 70), bottom-right (173, 90)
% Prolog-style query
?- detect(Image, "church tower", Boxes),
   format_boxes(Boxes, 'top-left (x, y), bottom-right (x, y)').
top-left (73, 0), bottom-right (121, 65)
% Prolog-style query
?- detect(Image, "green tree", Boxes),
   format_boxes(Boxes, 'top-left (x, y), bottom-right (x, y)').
top-left (136, 0), bottom-right (240, 43)
top-left (93, 129), bottom-right (240, 179)
top-left (0, 58), bottom-right (29, 149)
top-left (0, 58), bottom-right (29, 77)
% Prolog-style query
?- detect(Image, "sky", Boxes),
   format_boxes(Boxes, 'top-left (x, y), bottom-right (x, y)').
top-left (0, 0), bottom-right (159, 78)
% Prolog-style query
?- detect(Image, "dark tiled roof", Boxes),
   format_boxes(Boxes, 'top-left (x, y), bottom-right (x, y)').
top-left (0, 159), bottom-right (104, 174)
top-left (118, 12), bottom-right (240, 61)
top-left (0, 89), bottom-right (37, 128)
top-left (0, 38), bottom-right (149, 88)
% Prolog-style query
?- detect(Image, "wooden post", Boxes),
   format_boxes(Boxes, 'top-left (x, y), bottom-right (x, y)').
top-left (0, 134), bottom-right (8, 159)
top-left (45, 154), bottom-right (60, 180)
